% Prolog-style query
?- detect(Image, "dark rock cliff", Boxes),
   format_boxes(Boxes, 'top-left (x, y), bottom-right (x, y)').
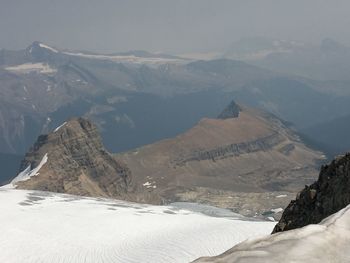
top-left (217, 100), bottom-right (241, 119)
top-left (173, 132), bottom-right (285, 166)
top-left (273, 153), bottom-right (350, 233)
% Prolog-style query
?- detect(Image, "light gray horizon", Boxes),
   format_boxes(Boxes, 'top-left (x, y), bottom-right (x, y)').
top-left (1, 0), bottom-right (350, 54)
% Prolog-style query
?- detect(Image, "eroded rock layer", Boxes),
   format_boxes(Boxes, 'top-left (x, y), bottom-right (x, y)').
top-left (15, 118), bottom-right (133, 198)
top-left (116, 102), bottom-right (324, 211)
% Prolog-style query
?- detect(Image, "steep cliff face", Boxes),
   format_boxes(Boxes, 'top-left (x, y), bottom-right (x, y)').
top-left (273, 153), bottom-right (350, 233)
top-left (12, 118), bottom-right (133, 198)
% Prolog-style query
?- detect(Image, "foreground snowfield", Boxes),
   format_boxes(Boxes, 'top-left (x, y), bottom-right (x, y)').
top-left (0, 189), bottom-right (273, 263)
top-left (196, 205), bottom-right (350, 263)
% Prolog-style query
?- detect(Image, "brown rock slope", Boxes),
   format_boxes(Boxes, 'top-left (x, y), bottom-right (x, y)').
top-left (116, 101), bottom-right (324, 212)
top-left (273, 153), bottom-right (350, 233)
top-left (13, 118), bottom-right (135, 199)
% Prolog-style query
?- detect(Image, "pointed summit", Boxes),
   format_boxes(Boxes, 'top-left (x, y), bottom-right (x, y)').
top-left (25, 41), bottom-right (59, 62)
top-left (217, 100), bottom-right (241, 119)
top-left (26, 41), bottom-right (59, 53)
top-left (11, 118), bottom-right (133, 198)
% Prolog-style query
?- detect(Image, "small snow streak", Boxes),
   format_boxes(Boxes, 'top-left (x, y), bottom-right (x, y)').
top-left (54, 122), bottom-right (67, 132)
top-left (39, 43), bottom-right (59, 53)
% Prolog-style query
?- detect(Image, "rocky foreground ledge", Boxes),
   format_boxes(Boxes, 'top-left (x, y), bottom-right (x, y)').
top-left (273, 153), bottom-right (350, 233)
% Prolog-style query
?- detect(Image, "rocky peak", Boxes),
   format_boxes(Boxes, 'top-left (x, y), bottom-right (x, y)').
top-left (29, 118), bottom-right (101, 154)
top-left (25, 41), bottom-right (59, 62)
top-left (217, 100), bottom-right (241, 119)
top-left (14, 117), bottom-right (133, 198)
top-left (273, 153), bottom-right (350, 233)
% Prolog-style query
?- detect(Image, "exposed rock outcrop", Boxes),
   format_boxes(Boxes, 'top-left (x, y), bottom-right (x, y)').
top-left (14, 118), bottom-right (134, 198)
top-left (173, 132), bottom-right (284, 165)
top-left (273, 153), bottom-right (350, 233)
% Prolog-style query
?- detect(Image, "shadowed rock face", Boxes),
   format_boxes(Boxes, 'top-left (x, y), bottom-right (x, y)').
top-left (217, 100), bottom-right (241, 119)
top-left (15, 118), bottom-right (133, 198)
top-left (273, 153), bottom-right (350, 233)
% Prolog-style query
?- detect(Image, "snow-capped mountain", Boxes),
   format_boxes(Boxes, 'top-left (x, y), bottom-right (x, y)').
top-left (25, 41), bottom-right (188, 66)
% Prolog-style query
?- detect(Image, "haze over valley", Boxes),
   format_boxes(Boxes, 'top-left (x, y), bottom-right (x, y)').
top-left (1, 1), bottom-right (350, 262)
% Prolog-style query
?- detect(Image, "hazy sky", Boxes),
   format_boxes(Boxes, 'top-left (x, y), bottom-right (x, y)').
top-left (1, 0), bottom-right (350, 54)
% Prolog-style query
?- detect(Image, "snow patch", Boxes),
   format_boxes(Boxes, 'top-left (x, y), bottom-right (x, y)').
top-left (143, 180), bottom-right (157, 189)
top-left (5, 63), bottom-right (57, 74)
top-left (10, 153), bottom-right (48, 186)
top-left (271, 208), bottom-right (284, 213)
top-left (143, 182), bottom-right (151, 187)
top-left (276, 194), bottom-right (287, 198)
top-left (39, 43), bottom-right (59, 53)
top-left (54, 122), bottom-right (67, 132)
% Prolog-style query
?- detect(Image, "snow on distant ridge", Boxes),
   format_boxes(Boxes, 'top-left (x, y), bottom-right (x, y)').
top-left (62, 51), bottom-right (186, 65)
top-left (39, 43), bottom-right (59, 53)
top-left (0, 189), bottom-right (274, 263)
top-left (5, 63), bottom-right (57, 74)
top-left (6, 153), bottom-right (48, 188)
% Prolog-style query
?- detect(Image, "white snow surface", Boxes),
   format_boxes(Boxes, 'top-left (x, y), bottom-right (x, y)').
top-left (196, 204), bottom-right (350, 263)
top-left (0, 189), bottom-right (274, 263)
top-left (7, 153), bottom-right (48, 188)
top-left (5, 63), bottom-right (57, 74)
top-left (271, 207), bottom-right (283, 213)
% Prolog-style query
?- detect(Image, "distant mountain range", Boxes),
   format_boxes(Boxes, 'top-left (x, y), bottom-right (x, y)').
top-left (225, 37), bottom-right (350, 82)
top-left (0, 41), bottom-right (349, 161)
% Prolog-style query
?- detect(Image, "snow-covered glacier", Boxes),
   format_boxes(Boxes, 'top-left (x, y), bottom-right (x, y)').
top-left (0, 189), bottom-right (274, 263)
top-left (195, 204), bottom-right (350, 263)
